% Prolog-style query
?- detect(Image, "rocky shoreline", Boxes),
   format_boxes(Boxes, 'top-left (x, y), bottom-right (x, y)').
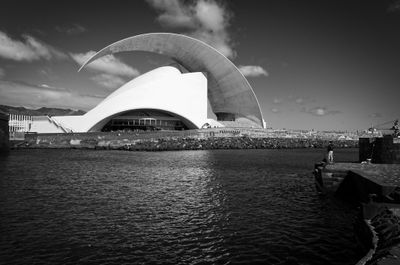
top-left (13, 132), bottom-right (358, 151)
top-left (356, 206), bottom-right (400, 265)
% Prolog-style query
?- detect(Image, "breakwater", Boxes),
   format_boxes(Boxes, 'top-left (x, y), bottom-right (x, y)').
top-left (315, 163), bottom-right (400, 265)
top-left (13, 131), bottom-right (358, 151)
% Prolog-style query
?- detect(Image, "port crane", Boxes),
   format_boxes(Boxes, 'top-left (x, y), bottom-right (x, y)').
top-left (368, 119), bottom-right (399, 137)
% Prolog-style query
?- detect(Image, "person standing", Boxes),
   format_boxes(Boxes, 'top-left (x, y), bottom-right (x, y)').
top-left (327, 141), bottom-right (334, 163)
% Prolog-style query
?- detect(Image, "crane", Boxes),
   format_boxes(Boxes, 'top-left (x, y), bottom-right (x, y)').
top-left (368, 119), bottom-right (399, 137)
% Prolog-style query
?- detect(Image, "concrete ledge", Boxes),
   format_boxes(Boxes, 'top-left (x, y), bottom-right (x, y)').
top-left (315, 163), bottom-right (400, 265)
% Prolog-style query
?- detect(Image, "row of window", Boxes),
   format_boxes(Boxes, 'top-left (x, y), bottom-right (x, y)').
top-left (111, 119), bottom-right (182, 126)
top-left (102, 118), bottom-right (188, 131)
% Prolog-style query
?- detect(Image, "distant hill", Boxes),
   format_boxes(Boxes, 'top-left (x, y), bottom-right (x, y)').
top-left (0, 105), bottom-right (86, 116)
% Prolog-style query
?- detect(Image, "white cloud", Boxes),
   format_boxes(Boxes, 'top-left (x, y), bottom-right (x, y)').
top-left (238, 65), bottom-right (268, 77)
top-left (0, 31), bottom-right (67, 61)
top-left (303, 106), bottom-right (341, 116)
top-left (55, 24), bottom-right (87, 35)
top-left (0, 80), bottom-right (103, 110)
top-left (295, 97), bottom-right (304, 104)
top-left (148, 0), bottom-right (195, 29)
top-left (71, 51), bottom-right (140, 77)
top-left (369, 112), bottom-right (383, 118)
top-left (146, 0), bottom-right (235, 58)
top-left (271, 108), bottom-right (280, 113)
top-left (195, 1), bottom-right (226, 32)
top-left (39, 83), bottom-right (66, 90)
top-left (91, 74), bottom-right (127, 89)
top-left (315, 108), bottom-right (325, 116)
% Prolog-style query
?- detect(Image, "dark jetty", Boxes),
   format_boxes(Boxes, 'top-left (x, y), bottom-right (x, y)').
top-left (314, 136), bottom-right (400, 265)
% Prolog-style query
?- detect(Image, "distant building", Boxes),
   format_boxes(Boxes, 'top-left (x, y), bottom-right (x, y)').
top-left (28, 33), bottom-right (265, 133)
top-left (8, 114), bottom-right (33, 133)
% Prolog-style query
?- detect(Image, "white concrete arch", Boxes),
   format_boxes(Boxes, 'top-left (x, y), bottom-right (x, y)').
top-left (55, 66), bottom-right (207, 132)
top-left (79, 33), bottom-right (264, 128)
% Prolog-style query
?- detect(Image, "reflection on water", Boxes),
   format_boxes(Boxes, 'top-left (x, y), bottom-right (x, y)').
top-left (0, 149), bottom-right (363, 264)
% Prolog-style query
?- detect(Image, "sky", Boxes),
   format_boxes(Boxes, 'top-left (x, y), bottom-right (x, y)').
top-left (1, 0), bottom-right (400, 131)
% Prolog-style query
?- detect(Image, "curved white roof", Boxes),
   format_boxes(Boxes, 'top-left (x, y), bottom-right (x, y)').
top-left (55, 66), bottom-right (208, 132)
top-left (79, 33), bottom-right (264, 128)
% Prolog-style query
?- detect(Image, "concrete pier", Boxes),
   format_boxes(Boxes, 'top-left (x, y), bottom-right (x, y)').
top-left (0, 112), bottom-right (9, 154)
top-left (359, 136), bottom-right (400, 164)
top-left (326, 163), bottom-right (400, 203)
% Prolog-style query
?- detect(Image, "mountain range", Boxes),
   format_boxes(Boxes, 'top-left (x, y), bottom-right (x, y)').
top-left (0, 105), bottom-right (86, 116)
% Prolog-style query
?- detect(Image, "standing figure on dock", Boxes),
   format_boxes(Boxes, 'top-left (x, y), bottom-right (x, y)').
top-left (327, 141), bottom-right (334, 163)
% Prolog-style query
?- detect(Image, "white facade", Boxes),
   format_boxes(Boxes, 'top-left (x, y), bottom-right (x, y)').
top-left (30, 66), bottom-right (209, 133)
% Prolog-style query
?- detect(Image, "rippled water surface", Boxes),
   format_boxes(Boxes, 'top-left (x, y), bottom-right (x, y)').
top-left (0, 149), bottom-right (364, 264)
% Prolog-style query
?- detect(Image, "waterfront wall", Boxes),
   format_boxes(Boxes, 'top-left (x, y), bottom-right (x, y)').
top-left (14, 131), bottom-right (358, 150)
top-left (359, 136), bottom-right (400, 164)
top-left (0, 112), bottom-right (9, 153)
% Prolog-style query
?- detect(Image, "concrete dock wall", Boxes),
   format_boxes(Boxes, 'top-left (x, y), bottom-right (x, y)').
top-left (359, 136), bottom-right (400, 164)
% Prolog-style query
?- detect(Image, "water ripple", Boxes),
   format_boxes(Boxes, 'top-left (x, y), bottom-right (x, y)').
top-left (0, 149), bottom-right (363, 264)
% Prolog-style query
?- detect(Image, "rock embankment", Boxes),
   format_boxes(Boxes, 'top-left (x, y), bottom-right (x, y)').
top-left (14, 133), bottom-right (358, 151)
top-left (368, 207), bottom-right (400, 265)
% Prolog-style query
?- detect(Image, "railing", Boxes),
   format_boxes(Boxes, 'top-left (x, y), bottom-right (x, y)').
top-left (47, 116), bottom-right (73, 133)
top-left (8, 114), bottom-right (33, 133)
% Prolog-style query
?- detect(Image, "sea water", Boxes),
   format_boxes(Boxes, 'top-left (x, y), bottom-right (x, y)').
top-left (0, 149), bottom-right (364, 264)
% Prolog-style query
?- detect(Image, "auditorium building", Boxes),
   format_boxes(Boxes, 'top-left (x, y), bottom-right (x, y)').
top-left (26, 33), bottom-right (265, 133)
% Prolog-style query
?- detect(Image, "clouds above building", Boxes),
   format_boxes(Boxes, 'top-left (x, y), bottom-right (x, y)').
top-left (146, 0), bottom-right (235, 59)
top-left (238, 65), bottom-right (268, 77)
top-left (90, 74), bottom-right (127, 90)
top-left (146, 0), bottom-right (268, 78)
top-left (0, 31), bottom-right (67, 61)
top-left (70, 51), bottom-right (140, 89)
top-left (302, 107), bottom-right (341, 117)
top-left (55, 24), bottom-right (87, 35)
top-left (0, 79), bottom-right (103, 110)
top-left (70, 51), bottom-right (140, 77)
